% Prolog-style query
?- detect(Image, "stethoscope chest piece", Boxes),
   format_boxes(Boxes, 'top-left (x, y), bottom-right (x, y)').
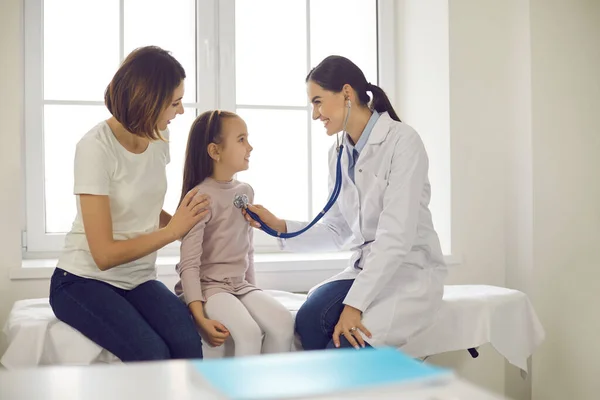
top-left (233, 193), bottom-right (249, 209)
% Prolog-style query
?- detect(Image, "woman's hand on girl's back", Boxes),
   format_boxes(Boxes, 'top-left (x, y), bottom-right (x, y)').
top-left (166, 188), bottom-right (210, 239)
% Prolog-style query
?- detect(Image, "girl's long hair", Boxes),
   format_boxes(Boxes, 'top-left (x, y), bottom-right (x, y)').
top-left (179, 110), bottom-right (238, 207)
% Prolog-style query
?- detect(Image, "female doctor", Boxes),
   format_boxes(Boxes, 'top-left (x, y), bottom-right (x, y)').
top-left (244, 55), bottom-right (447, 351)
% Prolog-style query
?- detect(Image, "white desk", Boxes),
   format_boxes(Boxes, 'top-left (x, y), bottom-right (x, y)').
top-left (0, 360), bottom-right (507, 400)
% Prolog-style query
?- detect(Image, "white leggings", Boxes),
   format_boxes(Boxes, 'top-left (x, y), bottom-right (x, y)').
top-left (204, 290), bottom-right (295, 357)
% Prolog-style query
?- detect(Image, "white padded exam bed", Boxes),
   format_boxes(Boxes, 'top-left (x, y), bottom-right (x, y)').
top-left (1, 285), bottom-right (544, 372)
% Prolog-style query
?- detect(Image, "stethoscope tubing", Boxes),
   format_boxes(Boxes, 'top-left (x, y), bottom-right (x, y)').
top-left (245, 145), bottom-right (344, 238)
top-left (244, 101), bottom-right (352, 239)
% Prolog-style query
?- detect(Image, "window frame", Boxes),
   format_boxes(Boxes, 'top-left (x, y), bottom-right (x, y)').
top-left (22, 0), bottom-right (398, 256)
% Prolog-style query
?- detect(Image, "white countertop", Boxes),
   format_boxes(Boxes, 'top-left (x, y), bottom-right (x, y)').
top-left (0, 359), bottom-right (507, 400)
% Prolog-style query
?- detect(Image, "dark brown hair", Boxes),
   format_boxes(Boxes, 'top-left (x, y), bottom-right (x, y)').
top-left (179, 110), bottom-right (238, 206)
top-left (306, 55), bottom-right (401, 122)
top-left (104, 46), bottom-right (186, 141)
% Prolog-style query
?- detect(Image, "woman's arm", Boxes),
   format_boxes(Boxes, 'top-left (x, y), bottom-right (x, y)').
top-left (281, 200), bottom-right (353, 252)
top-left (283, 145), bottom-right (354, 251)
top-left (82, 189), bottom-right (209, 271)
top-left (245, 202), bottom-right (352, 253)
top-left (82, 195), bottom-right (174, 270)
top-left (244, 146), bottom-right (353, 252)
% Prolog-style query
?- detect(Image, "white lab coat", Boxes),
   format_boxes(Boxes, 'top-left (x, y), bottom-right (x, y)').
top-left (281, 112), bottom-right (448, 348)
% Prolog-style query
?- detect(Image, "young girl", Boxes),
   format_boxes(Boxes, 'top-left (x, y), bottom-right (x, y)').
top-left (174, 110), bottom-right (295, 357)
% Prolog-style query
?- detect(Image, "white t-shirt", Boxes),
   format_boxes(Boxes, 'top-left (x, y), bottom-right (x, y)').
top-left (57, 121), bottom-right (170, 289)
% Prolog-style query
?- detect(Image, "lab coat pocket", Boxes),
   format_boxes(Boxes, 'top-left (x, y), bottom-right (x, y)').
top-left (392, 265), bottom-right (426, 294)
top-left (372, 172), bottom-right (389, 189)
top-left (361, 172), bottom-right (388, 209)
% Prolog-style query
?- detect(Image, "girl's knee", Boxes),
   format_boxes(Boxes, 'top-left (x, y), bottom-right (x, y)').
top-left (268, 309), bottom-right (295, 338)
top-left (257, 310), bottom-right (294, 355)
top-left (231, 319), bottom-right (262, 342)
top-left (229, 320), bottom-right (263, 356)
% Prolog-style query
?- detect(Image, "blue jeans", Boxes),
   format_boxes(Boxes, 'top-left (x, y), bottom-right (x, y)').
top-left (49, 268), bottom-right (203, 362)
top-left (295, 279), bottom-right (372, 350)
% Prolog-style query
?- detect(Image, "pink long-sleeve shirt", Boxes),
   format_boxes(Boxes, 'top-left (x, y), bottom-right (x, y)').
top-left (174, 178), bottom-right (258, 304)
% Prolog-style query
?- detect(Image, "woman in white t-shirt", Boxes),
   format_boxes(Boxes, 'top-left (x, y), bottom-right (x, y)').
top-left (49, 46), bottom-right (209, 361)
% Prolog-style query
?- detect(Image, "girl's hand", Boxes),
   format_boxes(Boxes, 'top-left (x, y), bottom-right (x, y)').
top-left (198, 318), bottom-right (230, 347)
top-left (242, 204), bottom-right (287, 233)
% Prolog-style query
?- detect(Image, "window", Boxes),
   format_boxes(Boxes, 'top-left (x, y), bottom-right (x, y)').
top-left (25, 0), bottom-right (202, 253)
top-left (23, 0), bottom-right (405, 255)
top-left (231, 0), bottom-right (381, 249)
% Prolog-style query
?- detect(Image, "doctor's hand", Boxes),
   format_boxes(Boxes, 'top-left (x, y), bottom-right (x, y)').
top-left (197, 318), bottom-right (230, 347)
top-left (242, 204), bottom-right (287, 234)
top-left (332, 305), bottom-right (372, 349)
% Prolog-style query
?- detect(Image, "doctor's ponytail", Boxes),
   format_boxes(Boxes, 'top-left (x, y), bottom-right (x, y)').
top-left (367, 83), bottom-right (401, 122)
top-left (306, 55), bottom-right (401, 122)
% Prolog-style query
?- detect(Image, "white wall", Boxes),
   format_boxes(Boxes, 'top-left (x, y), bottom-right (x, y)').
top-left (528, 1), bottom-right (600, 399)
top-left (503, 2), bottom-right (535, 400)
top-left (395, 0), bottom-right (451, 256)
top-left (437, 0), bottom-right (600, 399)
top-left (0, 0), bottom-right (43, 354)
top-left (397, 2), bottom-right (600, 400)
top-left (396, 0), bottom-right (510, 282)
top-left (396, 0), bottom-right (520, 397)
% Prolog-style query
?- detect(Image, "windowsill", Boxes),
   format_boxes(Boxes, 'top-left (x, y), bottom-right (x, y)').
top-left (11, 252), bottom-right (352, 280)
top-left (11, 253), bottom-right (461, 281)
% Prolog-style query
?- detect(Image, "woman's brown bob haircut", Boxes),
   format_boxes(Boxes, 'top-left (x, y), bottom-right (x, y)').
top-left (104, 46), bottom-right (186, 141)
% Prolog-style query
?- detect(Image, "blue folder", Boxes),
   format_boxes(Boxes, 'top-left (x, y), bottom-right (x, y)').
top-left (192, 347), bottom-right (452, 399)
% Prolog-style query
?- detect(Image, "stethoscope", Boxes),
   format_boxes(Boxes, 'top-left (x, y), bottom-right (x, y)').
top-left (233, 100), bottom-right (352, 238)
